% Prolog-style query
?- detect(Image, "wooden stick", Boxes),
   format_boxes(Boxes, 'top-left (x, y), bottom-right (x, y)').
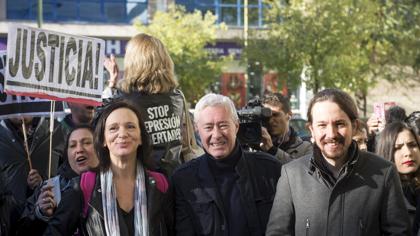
top-left (48, 100), bottom-right (55, 179)
top-left (21, 117), bottom-right (32, 170)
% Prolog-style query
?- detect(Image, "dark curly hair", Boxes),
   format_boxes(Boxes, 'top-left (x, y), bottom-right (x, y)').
top-left (262, 93), bottom-right (291, 114)
top-left (406, 111), bottom-right (420, 136)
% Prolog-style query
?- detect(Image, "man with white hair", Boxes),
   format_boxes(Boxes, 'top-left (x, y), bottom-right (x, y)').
top-left (171, 93), bottom-right (282, 236)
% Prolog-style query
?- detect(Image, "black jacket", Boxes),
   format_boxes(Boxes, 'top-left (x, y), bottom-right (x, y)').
top-left (0, 172), bottom-right (21, 236)
top-left (26, 170), bottom-right (174, 236)
top-left (171, 145), bottom-right (282, 236)
top-left (0, 118), bottom-right (65, 204)
top-left (82, 172), bottom-right (174, 236)
top-left (16, 162), bottom-right (78, 236)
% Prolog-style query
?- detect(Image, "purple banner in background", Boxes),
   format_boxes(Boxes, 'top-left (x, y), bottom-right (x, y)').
top-left (205, 42), bottom-right (242, 58)
top-left (0, 37), bottom-right (6, 51)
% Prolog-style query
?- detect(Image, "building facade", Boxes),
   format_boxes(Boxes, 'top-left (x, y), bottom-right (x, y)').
top-left (0, 0), bottom-right (306, 112)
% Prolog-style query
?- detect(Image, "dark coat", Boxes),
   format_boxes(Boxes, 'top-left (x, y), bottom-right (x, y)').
top-left (171, 148), bottom-right (282, 236)
top-left (266, 143), bottom-right (411, 236)
top-left (271, 127), bottom-right (312, 164)
top-left (0, 172), bottom-right (21, 236)
top-left (0, 118), bottom-right (65, 204)
top-left (25, 170), bottom-right (174, 236)
top-left (82, 172), bottom-right (174, 236)
top-left (16, 162), bottom-right (78, 236)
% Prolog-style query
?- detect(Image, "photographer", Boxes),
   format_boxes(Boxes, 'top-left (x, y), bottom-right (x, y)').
top-left (260, 93), bottom-right (312, 163)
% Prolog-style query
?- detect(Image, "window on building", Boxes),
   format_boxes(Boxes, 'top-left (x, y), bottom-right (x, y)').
top-left (6, 0), bottom-right (148, 24)
top-left (176, 0), bottom-right (267, 27)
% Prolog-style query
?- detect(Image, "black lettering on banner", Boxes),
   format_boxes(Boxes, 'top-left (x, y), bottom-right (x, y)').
top-left (35, 31), bottom-right (46, 81)
top-left (0, 54), bottom-right (7, 102)
top-left (8, 28), bottom-right (21, 77)
top-left (81, 41), bottom-right (93, 89)
top-left (58, 36), bottom-right (65, 84)
top-left (21, 29), bottom-right (35, 79)
top-left (94, 43), bottom-right (100, 89)
top-left (65, 37), bottom-right (76, 86)
top-left (48, 33), bottom-right (59, 83)
top-left (76, 40), bottom-right (83, 87)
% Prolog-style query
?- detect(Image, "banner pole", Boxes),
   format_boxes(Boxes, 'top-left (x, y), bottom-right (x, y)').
top-left (21, 117), bottom-right (32, 170)
top-left (48, 100), bottom-right (55, 178)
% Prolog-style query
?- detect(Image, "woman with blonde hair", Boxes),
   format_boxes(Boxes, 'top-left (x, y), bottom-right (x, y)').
top-left (102, 33), bottom-right (199, 176)
top-left (119, 33), bottom-right (177, 94)
top-left (103, 33), bottom-right (177, 96)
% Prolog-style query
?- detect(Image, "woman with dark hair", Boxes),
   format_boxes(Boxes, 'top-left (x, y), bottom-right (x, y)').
top-left (81, 100), bottom-right (172, 236)
top-left (16, 124), bottom-right (99, 235)
top-left (376, 121), bottom-right (420, 232)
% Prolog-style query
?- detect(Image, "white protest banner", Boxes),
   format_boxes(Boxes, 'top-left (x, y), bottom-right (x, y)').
top-left (5, 25), bottom-right (105, 106)
top-left (0, 50), bottom-right (65, 119)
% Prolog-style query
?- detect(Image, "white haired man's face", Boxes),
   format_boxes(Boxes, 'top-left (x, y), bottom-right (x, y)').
top-left (196, 105), bottom-right (239, 159)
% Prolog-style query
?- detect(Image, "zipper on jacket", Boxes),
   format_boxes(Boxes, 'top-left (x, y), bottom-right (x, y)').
top-left (306, 218), bottom-right (310, 236)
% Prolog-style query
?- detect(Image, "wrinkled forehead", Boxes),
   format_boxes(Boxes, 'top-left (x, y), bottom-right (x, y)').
top-left (195, 105), bottom-right (237, 123)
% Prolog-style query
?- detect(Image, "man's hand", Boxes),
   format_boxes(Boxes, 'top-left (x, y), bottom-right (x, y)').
top-left (260, 127), bottom-right (274, 151)
top-left (27, 169), bottom-right (42, 190)
top-left (104, 54), bottom-right (119, 88)
top-left (36, 184), bottom-right (56, 217)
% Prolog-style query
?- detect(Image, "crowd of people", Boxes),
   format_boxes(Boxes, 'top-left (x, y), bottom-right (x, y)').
top-left (1, 32), bottom-right (420, 236)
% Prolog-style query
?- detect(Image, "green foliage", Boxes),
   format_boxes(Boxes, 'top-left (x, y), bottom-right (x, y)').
top-left (135, 5), bottom-right (230, 103)
top-left (244, 0), bottom-right (420, 97)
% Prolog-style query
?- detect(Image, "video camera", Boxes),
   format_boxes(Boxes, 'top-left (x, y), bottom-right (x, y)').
top-left (237, 96), bottom-right (272, 147)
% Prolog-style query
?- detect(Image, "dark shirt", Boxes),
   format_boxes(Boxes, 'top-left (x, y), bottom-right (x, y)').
top-left (117, 202), bottom-right (134, 236)
top-left (207, 143), bottom-right (250, 236)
